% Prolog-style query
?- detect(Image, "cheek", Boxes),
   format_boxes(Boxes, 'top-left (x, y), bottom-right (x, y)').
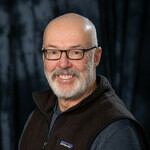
top-left (44, 61), bottom-right (57, 72)
top-left (73, 63), bottom-right (86, 73)
top-left (72, 59), bottom-right (88, 72)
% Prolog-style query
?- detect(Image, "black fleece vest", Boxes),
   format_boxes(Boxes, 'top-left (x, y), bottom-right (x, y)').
top-left (19, 76), bottom-right (148, 150)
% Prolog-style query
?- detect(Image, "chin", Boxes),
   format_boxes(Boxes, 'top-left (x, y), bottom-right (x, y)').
top-left (51, 80), bottom-right (83, 100)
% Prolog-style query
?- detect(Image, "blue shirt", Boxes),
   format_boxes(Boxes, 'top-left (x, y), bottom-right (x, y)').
top-left (49, 102), bottom-right (142, 150)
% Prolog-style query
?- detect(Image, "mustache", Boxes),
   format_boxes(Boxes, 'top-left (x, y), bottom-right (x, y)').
top-left (51, 69), bottom-right (80, 80)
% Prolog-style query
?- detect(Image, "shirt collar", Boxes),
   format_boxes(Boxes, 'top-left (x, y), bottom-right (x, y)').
top-left (54, 101), bottom-right (62, 115)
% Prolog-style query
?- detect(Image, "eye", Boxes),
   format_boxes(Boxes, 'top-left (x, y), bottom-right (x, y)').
top-left (72, 50), bottom-right (82, 55)
top-left (48, 50), bottom-right (59, 55)
top-left (74, 51), bottom-right (80, 55)
top-left (51, 51), bottom-right (57, 55)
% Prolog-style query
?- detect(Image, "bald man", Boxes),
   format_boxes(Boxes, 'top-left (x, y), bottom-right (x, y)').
top-left (19, 13), bottom-right (148, 150)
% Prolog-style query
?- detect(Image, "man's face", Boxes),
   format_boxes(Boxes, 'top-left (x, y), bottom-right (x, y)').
top-left (43, 21), bottom-right (99, 100)
top-left (44, 53), bottom-right (95, 100)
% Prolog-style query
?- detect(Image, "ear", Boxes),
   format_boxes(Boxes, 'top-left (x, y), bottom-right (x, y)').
top-left (94, 47), bottom-right (102, 68)
top-left (41, 48), bottom-right (46, 62)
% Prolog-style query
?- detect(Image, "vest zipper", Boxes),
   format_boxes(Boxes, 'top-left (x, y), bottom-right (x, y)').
top-left (41, 115), bottom-right (50, 150)
top-left (42, 109), bottom-right (69, 149)
top-left (41, 141), bottom-right (48, 150)
top-left (44, 113), bottom-right (64, 150)
top-left (41, 112), bottom-right (62, 150)
top-left (47, 115), bottom-right (60, 140)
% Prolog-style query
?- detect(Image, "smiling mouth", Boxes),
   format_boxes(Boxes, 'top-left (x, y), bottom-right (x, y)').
top-left (58, 75), bottom-right (73, 80)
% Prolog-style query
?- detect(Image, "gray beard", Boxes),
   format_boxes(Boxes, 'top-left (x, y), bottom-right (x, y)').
top-left (44, 67), bottom-right (94, 100)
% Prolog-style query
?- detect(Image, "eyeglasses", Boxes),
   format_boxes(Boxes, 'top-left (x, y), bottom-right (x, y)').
top-left (42, 46), bottom-right (97, 60)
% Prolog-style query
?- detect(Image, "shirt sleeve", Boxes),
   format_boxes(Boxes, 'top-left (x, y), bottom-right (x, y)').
top-left (90, 119), bottom-right (142, 150)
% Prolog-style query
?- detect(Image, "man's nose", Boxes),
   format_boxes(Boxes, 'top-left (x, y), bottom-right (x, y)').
top-left (58, 52), bottom-right (72, 69)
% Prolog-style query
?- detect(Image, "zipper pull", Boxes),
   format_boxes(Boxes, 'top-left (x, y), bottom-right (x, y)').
top-left (41, 141), bottom-right (48, 150)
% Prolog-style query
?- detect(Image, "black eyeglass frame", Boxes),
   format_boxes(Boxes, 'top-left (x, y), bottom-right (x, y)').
top-left (41, 46), bottom-right (97, 60)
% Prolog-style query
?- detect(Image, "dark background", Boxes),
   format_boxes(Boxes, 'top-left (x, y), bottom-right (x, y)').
top-left (0, 0), bottom-right (150, 150)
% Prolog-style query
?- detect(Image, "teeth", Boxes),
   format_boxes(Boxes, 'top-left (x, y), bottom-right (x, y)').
top-left (59, 75), bottom-right (73, 79)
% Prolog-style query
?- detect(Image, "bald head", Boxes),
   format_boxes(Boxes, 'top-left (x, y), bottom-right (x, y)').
top-left (43, 13), bottom-right (102, 103)
top-left (43, 13), bottom-right (98, 49)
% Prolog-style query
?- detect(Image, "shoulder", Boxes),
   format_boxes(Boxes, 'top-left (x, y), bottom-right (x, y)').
top-left (18, 110), bottom-right (35, 148)
top-left (18, 109), bottom-right (47, 149)
top-left (90, 119), bottom-right (143, 150)
top-left (19, 109), bottom-right (44, 141)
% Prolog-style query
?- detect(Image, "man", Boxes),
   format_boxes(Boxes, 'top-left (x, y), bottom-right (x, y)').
top-left (19, 13), bottom-right (148, 150)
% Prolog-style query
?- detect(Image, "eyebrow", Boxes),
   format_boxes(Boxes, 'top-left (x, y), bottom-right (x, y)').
top-left (70, 45), bottom-right (84, 49)
top-left (44, 44), bottom-right (85, 49)
top-left (44, 44), bottom-right (58, 49)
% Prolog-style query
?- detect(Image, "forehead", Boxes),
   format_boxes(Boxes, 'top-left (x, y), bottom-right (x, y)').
top-left (43, 20), bottom-right (93, 48)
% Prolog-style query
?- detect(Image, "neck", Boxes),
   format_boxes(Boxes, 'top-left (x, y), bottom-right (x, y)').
top-left (58, 81), bottom-right (97, 112)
